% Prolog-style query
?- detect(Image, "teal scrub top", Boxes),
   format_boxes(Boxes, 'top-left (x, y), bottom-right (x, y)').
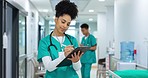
top-left (38, 34), bottom-right (79, 78)
top-left (80, 34), bottom-right (97, 64)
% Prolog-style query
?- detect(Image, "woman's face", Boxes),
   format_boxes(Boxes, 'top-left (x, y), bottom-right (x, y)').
top-left (55, 14), bottom-right (71, 34)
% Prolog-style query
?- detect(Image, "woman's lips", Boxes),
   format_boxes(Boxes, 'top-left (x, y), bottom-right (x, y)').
top-left (60, 27), bottom-right (66, 32)
top-left (61, 28), bottom-right (65, 32)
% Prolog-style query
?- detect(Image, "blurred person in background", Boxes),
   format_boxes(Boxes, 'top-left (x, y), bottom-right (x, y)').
top-left (80, 23), bottom-right (97, 78)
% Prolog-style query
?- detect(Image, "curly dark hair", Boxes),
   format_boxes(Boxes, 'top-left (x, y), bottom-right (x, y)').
top-left (55, 0), bottom-right (78, 20)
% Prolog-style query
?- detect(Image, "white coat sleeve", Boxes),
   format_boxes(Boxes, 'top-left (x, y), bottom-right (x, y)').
top-left (72, 60), bottom-right (82, 71)
top-left (42, 52), bottom-right (65, 72)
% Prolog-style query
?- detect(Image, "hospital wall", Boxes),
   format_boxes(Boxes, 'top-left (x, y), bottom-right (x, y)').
top-left (97, 6), bottom-right (114, 59)
top-left (44, 20), bottom-right (51, 36)
top-left (114, 0), bottom-right (148, 67)
top-left (89, 22), bottom-right (97, 34)
top-left (26, 4), bottom-right (39, 78)
top-left (106, 6), bottom-right (114, 48)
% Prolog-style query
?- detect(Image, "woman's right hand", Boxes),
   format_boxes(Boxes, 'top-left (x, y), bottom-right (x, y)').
top-left (64, 45), bottom-right (74, 57)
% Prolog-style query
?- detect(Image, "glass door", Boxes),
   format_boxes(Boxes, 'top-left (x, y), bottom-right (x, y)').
top-left (19, 14), bottom-right (27, 78)
top-left (6, 3), bottom-right (19, 78)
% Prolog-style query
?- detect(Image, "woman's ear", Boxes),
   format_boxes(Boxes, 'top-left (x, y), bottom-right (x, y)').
top-left (54, 17), bottom-right (58, 23)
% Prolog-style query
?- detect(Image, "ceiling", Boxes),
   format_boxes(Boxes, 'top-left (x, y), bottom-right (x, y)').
top-left (30, 0), bottom-right (114, 23)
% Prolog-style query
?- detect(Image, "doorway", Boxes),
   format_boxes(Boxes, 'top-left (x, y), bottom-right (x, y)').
top-left (0, 0), bottom-right (19, 78)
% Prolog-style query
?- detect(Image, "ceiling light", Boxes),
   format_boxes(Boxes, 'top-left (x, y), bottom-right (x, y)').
top-left (50, 26), bottom-right (55, 29)
top-left (39, 22), bottom-right (44, 25)
top-left (89, 18), bottom-right (93, 21)
top-left (70, 20), bottom-right (76, 25)
top-left (49, 21), bottom-right (55, 25)
top-left (89, 10), bottom-right (94, 12)
top-left (21, 22), bottom-right (25, 25)
top-left (43, 9), bottom-right (48, 12)
top-left (19, 20), bottom-right (21, 23)
top-left (99, 0), bottom-right (105, 2)
top-left (68, 27), bottom-right (76, 30)
top-left (39, 9), bottom-right (49, 12)
top-left (53, 16), bottom-right (55, 19)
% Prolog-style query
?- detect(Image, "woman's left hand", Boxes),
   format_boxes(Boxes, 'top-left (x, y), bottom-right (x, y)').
top-left (68, 51), bottom-right (84, 63)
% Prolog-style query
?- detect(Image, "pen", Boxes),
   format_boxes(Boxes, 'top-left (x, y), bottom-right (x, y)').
top-left (62, 44), bottom-right (73, 47)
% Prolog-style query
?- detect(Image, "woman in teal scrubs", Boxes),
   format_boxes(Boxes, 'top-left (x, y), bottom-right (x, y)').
top-left (37, 1), bottom-right (83, 78)
top-left (80, 23), bottom-right (97, 78)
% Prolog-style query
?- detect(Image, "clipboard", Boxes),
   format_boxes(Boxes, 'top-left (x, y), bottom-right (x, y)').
top-left (56, 46), bottom-right (90, 67)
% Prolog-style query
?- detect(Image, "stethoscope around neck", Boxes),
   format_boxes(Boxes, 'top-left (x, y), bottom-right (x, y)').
top-left (48, 31), bottom-right (73, 52)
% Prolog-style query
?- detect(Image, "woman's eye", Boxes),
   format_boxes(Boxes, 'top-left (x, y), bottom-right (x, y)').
top-left (61, 21), bottom-right (65, 24)
top-left (67, 22), bottom-right (71, 26)
top-left (67, 24), bottom-right (70, 26)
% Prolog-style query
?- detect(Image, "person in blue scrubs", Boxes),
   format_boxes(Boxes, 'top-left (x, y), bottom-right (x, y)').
top-left (37, 1), bottom-right (83, 78)
top-left (80, 23), bottom-right (97, 78)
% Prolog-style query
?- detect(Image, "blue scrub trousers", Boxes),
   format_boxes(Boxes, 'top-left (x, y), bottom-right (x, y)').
top-left (81, 63), bottom-right (92, 78)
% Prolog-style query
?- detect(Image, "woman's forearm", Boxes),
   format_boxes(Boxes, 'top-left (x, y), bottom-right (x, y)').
top-left (42, 52), bottom-right (65, 72)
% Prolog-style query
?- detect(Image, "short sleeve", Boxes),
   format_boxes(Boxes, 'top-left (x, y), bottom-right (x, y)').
top-left (91, 35), bottom-right (97, 46)
top-left (37, 40), bottom-right (50, 62)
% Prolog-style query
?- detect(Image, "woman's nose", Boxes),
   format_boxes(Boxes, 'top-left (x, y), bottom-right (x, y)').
top-left (63, 24), bottom-right (68, 28)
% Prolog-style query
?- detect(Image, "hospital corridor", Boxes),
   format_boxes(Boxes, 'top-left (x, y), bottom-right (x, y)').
top-left (1, 0), bottom-right (148, 78)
